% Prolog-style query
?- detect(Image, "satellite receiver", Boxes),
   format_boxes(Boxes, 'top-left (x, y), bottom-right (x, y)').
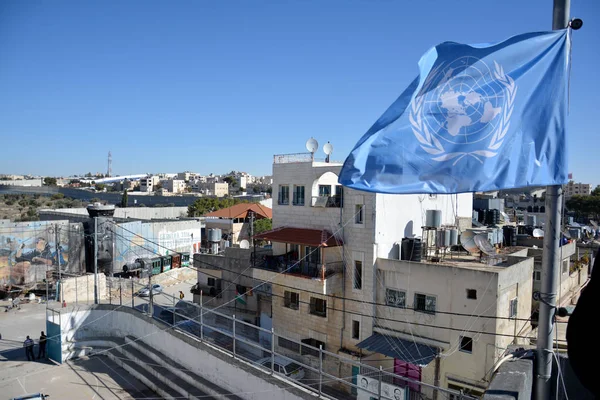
top-left (460, 230), bottom-right (479, 254)
top-left (323, 141), bottom-right (334, 163)
top-left (239, 239), bottom-right (250, 249)
top-left (474, 234), bottom-right (497, 256)
top-left (533, 228), bottom-right (544, 238)
top-left (306, 138), bottom-right (319, 160)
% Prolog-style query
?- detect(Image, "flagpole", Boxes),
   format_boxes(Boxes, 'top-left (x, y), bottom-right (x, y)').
top-left (535, 1), bottom-right (569, 399)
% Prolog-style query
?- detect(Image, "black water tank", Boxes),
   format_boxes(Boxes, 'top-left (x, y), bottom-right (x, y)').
top-left (502, 226), bottom-right (517, 246)
top-left (401, 238), bottom-right (422, 262)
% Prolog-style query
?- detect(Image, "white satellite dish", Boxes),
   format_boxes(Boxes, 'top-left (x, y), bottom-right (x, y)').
top-left (306, 137), bottom-right (319, 154)
top-left (323, 141), bottom-right (333, 162)
top-left (533, 229), bottom-right (544, 238)
top-left (239, 239), bottom-right (250, 249)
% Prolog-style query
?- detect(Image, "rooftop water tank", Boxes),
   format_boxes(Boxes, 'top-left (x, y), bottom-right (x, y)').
top-left (426, 210), bottom-right (442, 228)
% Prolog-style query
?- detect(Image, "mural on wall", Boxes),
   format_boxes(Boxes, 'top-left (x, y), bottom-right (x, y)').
top-left (0, 221), bottom-right (85, 290)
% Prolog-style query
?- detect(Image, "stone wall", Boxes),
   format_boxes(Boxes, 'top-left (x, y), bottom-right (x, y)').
top-left (60, 273), bottom-right (107, 304)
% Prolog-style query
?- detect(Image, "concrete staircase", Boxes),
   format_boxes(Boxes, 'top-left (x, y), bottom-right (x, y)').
top-left (64, 336), bottom-right (243, 400)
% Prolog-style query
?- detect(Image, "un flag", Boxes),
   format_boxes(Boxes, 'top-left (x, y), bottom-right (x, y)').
top-left (339, 30), bottom-right (569, 194)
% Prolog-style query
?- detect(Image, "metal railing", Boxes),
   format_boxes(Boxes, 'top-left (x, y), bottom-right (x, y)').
top-left (273, 153), bottom-right (314, 164)
top-left (96, 278), bottom-right (478, 400)
top-left (311, 195), bottom-right (343, 208)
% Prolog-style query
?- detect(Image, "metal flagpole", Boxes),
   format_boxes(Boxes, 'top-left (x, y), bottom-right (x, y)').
top-left (535, 1), bottom-right (570, 399)
top-left (94, 217), bottom-right (99, 304)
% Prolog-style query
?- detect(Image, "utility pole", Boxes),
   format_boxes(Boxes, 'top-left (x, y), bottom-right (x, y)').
top-left (536, 1), bottom-right (570, 399)
top-left (55, 225), bottom-right (61, 303)
top-left (148, 270), bottom-right (153, 317)
top-left (249, 211), bottom-right (255, 247)
top-left (94, 217), bottom-right (99, 304)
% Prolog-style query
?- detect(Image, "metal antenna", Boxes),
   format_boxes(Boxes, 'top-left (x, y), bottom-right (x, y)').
top-left (107, 151), bottom-right (112, 177)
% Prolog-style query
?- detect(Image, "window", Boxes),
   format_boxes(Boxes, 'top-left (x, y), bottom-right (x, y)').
top-left (385, 288), bottom-right (406, 308)
top-left (207, 278), bottom-right (215, 287)
top-left (414, 293), bottom-right (436, 314)
top-left (352, 320), bottom-right (360, 340)
top-left (278, 337), bottom-right (300, 353)
top-left (353, 260), bottom-right (363, 290)
top-left (533, 270), bottom-right (541, 281)
top-left (466, 289), bottom-right (477, 300)
top-left (562, 259), bottom-right (569, 274)
top-left (318, 185), bottom-right (331, 197)
top-left (278, 185), bottom-right (289, 205)
top-left (301, 338), bottom-right (325, 357)
top-left (284, 291), bottom-right (299, 310)
top-left (310, 297), bottom-right (327, 317)
top-left (355, 204), bottom-right (364, 224)
top-left (509, 298), bottom-right (518, 319)
top-left (292, 185), bottom-right (305, 206)
top-left (459, 336), bottom-right (473, 353)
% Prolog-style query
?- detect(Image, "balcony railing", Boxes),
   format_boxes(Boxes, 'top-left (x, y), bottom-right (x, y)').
top-left (311, 195), bottom-right (342, 208)
top-left (273, 153), bottom-right (313, 164)
top-left (256, 253), bottom-right (344, 280)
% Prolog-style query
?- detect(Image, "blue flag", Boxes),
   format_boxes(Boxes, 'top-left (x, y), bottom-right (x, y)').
top-left (339, 30), bottom-right (570, 194)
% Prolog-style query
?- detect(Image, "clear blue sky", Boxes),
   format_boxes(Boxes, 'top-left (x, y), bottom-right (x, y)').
top-left (1, 0), bottom-right (598, 185)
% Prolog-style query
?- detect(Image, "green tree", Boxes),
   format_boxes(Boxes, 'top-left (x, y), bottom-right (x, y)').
top-left (187, 197), bottom-right (247, 217)
top-left (121, 189), bottom-right (128, 208)
top-left (51, 193), bottom-right (64, 200)
top-left (223, 176), bottom-right (236, 186)
top-left (95, 184), bottom-right (106, 191)
top-left (566, 195), bottom-right (600, 221)
top-left (592, 186), bottom-right (600, 196)
top-left (43, 177), bottom-right (57, 186)
top-left (253, 218), bottom-right (272, 235)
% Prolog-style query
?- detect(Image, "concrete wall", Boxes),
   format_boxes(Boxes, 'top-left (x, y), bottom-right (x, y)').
top-left (374, 192), bottom-right (473, 259)
top-left (0, 220), bottom-right (85, 288)
top-left (61, 273), bottom-right (107, 303)
top-left (0, 179), bottom-right (43, 187)
top-left (40, 207), bottom-right (190, 220)
top-left (55, 305), bottom-right (315, 400)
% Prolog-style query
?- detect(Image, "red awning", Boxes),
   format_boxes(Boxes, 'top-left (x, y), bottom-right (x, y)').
top-left (254, 227), bottom-right (343, 247)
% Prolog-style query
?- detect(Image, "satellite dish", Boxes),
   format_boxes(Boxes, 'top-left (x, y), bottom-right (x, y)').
top-left (533, 229), bottom-right (544, 238)
top-left (306, 138), bottom-right (319, 154)
top-left (474, 234), bottom-right (497, 256)
top-left (240, 240), bottom-right (250, 249)
top-left (460, 230), bottom-right (479, 254)
top-left (323, 141), bottom-right (333, 162)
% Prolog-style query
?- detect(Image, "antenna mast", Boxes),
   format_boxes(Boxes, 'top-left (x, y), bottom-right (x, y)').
top-left (107, 151), bottom-right (112, 177)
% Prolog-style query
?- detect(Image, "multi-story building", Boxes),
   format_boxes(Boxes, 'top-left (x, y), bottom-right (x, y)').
top-left (164, 179), bottom-right (187, 194)
top-left (140, 175), bottom-right (159, 192)
top-left (177, 171), bottom-right (192, 181)
top-left (191, 182), bottom-right (229, 197)
top-left (564, 181), bottom-right (591, 198)
top-left (248, 152), bottom-right (535, 397)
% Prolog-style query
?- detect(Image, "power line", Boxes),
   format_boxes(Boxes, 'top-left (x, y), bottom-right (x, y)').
top-left (112, 220), bottom-right (549, 324)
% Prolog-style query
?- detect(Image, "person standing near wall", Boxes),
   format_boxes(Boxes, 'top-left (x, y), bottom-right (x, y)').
top-left (23, 336), bottom-right (34, 361)
top-left (38, 331), bottom-right (47, 359)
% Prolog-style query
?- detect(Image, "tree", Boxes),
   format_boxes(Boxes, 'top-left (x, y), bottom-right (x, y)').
top-left (253, 218), bottom-right (272, 235)
top-left (223, 176), bottom-right (236, 186)
top-left (592, 185), bottom-right (600, 196)
top-left (187, 197), bottom-right (247, 217)
top-left (566, 195), bottom-right (600, 221)
top-left (155, 182), bottom-right (163, 191)
top-left (121, 189), bottom-right (128, 208)
top-left (43, 177), bottom-right (57, 186)
top-left (95, 183), bottom-right (106, 191)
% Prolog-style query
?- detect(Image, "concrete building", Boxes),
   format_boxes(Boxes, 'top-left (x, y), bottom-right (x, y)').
top-left (204, 203), bottom-right (272, 245)
top-left (164, 179), bottom-right (187, 194)
top-left (193, 182), bottom-right (228, 197)
top-left (564, 181), bottom-right (591, 198)
top-left (140, 175), bottom-right (160, 192)
top-left (177, 171), bottom-right (192, 181)
top-left (247, 152), bottom-right (521, 397)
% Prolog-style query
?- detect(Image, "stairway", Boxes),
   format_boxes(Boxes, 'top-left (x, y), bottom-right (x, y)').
top-left (65, 336), bottom-right (243, 400)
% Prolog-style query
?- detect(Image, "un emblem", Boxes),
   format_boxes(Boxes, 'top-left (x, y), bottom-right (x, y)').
top-left (410, 58), bottom-right (517, 164)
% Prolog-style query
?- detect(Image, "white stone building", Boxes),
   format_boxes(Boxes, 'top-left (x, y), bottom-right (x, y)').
top-left (164, 179), bottom-right (187, 194)
top-left (249, 153), bottom-right (535, 397)
top-left (140, 175), bottom-right (159, 192)
top-left (564, 181), bottom-right (591, 198)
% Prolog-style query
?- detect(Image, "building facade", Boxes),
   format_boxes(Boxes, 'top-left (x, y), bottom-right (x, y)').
top-left (164, 179), bottom-right (187, 194)
top-left (140, 175), bottom-right (159, 192)
top-left (564, 181), bottom-right (591, 198)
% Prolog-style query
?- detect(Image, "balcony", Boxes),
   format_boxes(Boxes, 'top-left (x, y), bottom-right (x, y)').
top-left (253, 258), bottom-right (344, 296)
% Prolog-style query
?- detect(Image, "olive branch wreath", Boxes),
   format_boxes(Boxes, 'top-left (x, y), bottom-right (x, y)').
top-left (409, 61), bottom-right (517, 165)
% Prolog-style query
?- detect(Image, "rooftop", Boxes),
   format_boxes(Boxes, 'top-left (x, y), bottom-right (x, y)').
top-left (204, 203), bottom-right (272, 219)
top-left (273, 152), bottom-right (343, 165)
